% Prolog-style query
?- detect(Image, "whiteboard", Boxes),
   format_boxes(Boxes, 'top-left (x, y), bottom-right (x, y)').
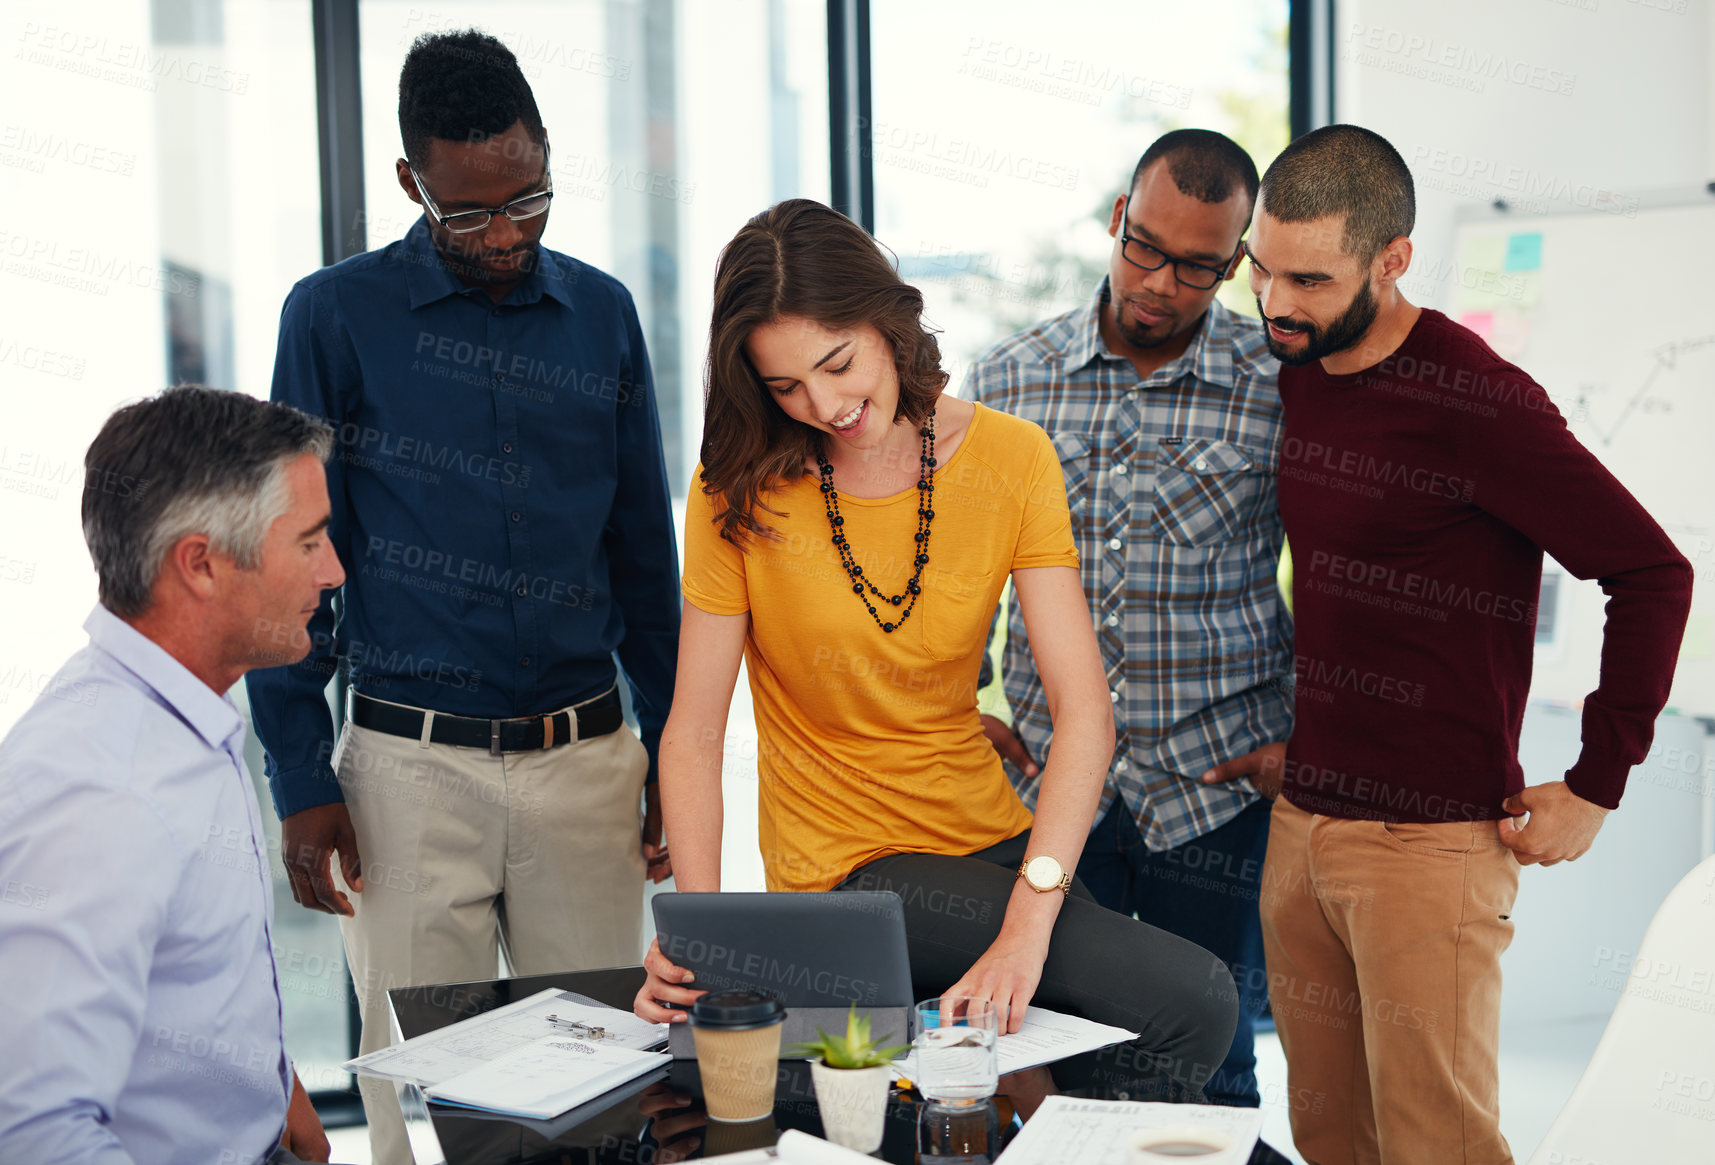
top-left (1447, 196), bottom-right (1715, 716)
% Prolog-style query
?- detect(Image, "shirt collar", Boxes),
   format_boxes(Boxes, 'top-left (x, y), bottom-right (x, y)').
top-left (1062, 281), bottom-right (1111, 373)
top-left (1069, 276), bottom-right (1246, 392)
top-left (400, 217), bottom-right (578, 312)
top-left (84, 605), bottom-right (244, 754)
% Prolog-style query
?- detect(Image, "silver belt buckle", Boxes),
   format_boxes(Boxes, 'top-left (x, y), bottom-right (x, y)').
top-left (489, 719), bottom-right (503, 757)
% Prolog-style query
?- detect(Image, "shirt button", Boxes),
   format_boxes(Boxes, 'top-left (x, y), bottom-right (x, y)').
top-left (502, 442), bottom-right (514, 454)
top-left (1113, 464), bottom-right (1128, 476)
top-left (516, 584), bottom-right (527, 596)
top-left (1193, 457), bottom-right (1208, 471)
top-left (1104, 613), bottom-right (1119, 627)
top-left (1107, 537), bottom-right (1122, 551)
top-left (1109, 690), bottom-right (1121, 704)
top-left (511, 511), bottom-right (521, 522)
top-left (520, 656), bottom-right (531, 667)
top-left (1116, 759), bottom-right (1129, 773)
top-left (497, 373), bottom-right (507, 382)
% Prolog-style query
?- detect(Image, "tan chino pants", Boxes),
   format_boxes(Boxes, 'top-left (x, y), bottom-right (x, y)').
top-left (1260, 795), bottom-right (1520, 1165)
top-left (331, 701), bottom-right (648, 1165)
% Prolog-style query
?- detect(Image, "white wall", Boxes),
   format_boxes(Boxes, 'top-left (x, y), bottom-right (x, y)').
top-left (1338, 0), bottom-right (1710, 307)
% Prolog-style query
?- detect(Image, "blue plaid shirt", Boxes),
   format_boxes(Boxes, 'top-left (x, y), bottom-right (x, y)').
top-left (965, 280), bottom-right (1293, 851)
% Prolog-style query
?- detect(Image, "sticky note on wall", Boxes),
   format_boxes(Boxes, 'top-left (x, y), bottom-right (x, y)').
top-left (1462, 234), bottom-right (1507, 273)
top-left (1504, 232), bottom-right (1544, 272)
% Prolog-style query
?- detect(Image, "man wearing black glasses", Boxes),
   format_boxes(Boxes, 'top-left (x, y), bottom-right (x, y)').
top-left (247, 30), bottom-right (678, 1164)
top-left (970, 129), bottom-right (1290, 1106)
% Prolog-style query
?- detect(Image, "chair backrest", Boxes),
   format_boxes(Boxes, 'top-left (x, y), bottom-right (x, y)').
top-left (1527, 853), bottom-right (1715, 1165)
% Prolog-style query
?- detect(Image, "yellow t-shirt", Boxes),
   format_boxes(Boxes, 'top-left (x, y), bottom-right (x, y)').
top-left (683, 404), bottom-right (1079, 891)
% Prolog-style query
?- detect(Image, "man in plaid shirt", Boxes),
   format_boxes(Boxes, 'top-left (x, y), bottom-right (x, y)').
top-left (969, 129), bottom-right (1292, 1105)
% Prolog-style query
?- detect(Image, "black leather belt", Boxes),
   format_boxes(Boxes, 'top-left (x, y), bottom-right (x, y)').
top-left (350, 689), bottom-right (623, 755)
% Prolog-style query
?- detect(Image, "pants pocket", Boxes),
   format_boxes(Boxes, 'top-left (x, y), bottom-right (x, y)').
top-left (1378, 819), bottom-right (1477, 858)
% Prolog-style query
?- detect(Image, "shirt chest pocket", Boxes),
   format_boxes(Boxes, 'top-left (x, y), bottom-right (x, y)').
top-left (1151, 438), bottom-right (1265, 546)
top-left (1051, 432), bottom-right (1093, 525)
top-left (921, 567), bottom-right (998, 662)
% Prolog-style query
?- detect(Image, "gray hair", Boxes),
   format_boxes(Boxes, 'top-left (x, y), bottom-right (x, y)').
top-left (82, 385), bottom-right (334, 617)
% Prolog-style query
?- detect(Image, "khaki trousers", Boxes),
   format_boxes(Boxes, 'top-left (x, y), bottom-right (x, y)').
top-left (1259, 795), bottom-right (1519, 1165)
top-left (331, 704), bottom-right (649, 1165)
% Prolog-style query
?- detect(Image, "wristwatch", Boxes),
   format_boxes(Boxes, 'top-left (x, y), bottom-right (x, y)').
top-left (1016, 854), bottom-right (1072, 898)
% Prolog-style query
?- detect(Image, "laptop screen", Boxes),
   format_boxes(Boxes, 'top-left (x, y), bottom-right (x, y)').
top-left (651, 891), bottom-right (913, 1007)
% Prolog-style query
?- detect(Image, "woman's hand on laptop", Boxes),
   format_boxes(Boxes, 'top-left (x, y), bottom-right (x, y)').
top-left (635, 937), bottom-right (707, 1023)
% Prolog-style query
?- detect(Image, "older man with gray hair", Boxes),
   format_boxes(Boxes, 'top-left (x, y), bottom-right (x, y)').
top-left (0, 386), bottom-right (343, 1164)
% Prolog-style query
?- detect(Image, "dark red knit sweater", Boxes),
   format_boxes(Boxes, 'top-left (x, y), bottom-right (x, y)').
top-left (1277, 309), bottom-right (1692, 821)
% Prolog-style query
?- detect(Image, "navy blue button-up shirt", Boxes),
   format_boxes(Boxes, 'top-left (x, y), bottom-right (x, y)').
top-left (247, 219), bottom-right (679, 819)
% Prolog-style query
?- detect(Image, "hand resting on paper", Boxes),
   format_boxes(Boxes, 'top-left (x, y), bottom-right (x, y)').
top-left (943, 924), bottom-right (1050, 1036)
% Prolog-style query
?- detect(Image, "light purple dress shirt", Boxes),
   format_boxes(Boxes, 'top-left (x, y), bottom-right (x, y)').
top-left (0, 606), bottom-right (290, 1164)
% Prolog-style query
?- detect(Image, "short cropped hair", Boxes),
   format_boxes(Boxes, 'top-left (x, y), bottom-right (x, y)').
top-left (398, 30), bottom-right (544, 169)
top-left (1130, 128), bottom-right (1260, 208)
top-left (1258, 124), bottom-right (1415, 259)
top-left (82, 386), bottom-right (333, 618)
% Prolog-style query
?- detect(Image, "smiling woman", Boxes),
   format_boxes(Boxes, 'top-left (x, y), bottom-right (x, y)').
top-left (634, 198), bottom-right (1242, 1098)
top-left (700, 199), bottom-right (951, 544)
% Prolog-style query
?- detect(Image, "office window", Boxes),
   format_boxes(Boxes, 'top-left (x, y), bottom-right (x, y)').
top-left (354, 1), bottom-right (829, 897)
top-left (0, 0), bottom-right (347, 1092)
top-left (868, 0), bottom-right (1289, 387)
top-left (357, 0), bottom-right (829, 495)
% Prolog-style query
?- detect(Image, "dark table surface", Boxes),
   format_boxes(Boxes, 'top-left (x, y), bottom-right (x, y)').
top-left (387, 968), bottom-right (1293, 1164)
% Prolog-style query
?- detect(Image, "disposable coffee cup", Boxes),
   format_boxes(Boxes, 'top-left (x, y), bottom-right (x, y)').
top-left (701, 1113), bottom-right (778, 1156)
top-left (689, 989), bottom-right (786, 1122)
top-left (1128, 1126), bottom-right (1236, 1161)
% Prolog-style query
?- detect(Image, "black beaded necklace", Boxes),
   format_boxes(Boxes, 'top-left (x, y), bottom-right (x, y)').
top-left (816, 412), bottom-right (936, 634)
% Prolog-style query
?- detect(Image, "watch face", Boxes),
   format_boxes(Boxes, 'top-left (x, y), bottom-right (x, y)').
top-left (1025, 855), bottom-right (1062, 889)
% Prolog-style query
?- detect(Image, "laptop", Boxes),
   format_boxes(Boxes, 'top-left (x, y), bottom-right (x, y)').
top-left (650, 891), bottom-right (913, 1059)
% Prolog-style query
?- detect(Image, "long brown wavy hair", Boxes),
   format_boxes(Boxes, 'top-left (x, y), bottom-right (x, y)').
top-left (700, 199), bottom-right (948, 545)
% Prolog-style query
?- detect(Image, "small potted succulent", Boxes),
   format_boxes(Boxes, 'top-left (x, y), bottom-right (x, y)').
top-left (788, 1005), bottom-right (909, 1152)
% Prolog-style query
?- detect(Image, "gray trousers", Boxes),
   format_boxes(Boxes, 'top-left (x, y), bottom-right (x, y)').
top-left (836, 829), bottom-right (1239, 1093)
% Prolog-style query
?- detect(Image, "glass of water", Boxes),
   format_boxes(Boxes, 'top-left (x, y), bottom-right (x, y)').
top-left (918, 1096), bottom-right (1003, 1162)
top-left (912, 997), bottom-right (1001, 1103)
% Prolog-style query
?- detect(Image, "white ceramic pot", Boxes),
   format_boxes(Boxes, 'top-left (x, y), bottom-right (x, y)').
top-left (809, 1061), bottom-right (892, 1153)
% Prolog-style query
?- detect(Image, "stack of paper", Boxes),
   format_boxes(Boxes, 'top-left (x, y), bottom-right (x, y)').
top-left (425, 1034), bottom-right (669, 1119)
top-left (345, 988), bottom-right (669, 1120)
top-left (994, 1095), bottom-right (1264, 1164)
top-left (704, 1128), bottom-right (891, 1162)
top-left (895, 1006), bottom-right (1137, 1084)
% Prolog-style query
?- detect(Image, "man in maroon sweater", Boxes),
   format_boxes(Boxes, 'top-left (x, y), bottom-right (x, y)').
top-left (1235, 125), bottom-right (1693, 1165)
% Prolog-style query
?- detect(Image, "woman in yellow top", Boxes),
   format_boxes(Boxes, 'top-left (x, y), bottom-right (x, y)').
top-left (635, 200), bottom-right (1236, 1089)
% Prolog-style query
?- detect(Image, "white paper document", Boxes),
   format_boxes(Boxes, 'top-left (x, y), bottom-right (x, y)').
top-left (994, 1095), bottom-right (1265, 1165)
top-left (432, 1061), bottom-right (670, 1138)
top-left (424, 1033), bottom-right (671, 1120)
top-left (896, 1005), bottom-right (1137, 1084)
top-left (344, 988), bottom-right (667, 1088)
top-left (703, 1128), bottom-right (887, 1163)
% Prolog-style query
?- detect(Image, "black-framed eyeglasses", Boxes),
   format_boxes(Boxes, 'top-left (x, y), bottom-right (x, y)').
top-left (1118, 198), bottom-right (1240, 291)
top-left (410, 147), bottom-right (554, 234)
